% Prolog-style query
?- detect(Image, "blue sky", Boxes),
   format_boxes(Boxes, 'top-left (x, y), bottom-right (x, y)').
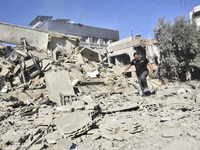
top-left (0, 0), bottom-right (199, 39)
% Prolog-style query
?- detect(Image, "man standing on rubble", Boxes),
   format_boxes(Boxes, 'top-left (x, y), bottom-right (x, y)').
top-left (123, 52), bottom-right (153, 96)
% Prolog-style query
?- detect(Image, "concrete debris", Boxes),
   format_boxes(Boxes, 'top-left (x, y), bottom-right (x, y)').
top-left (99, 118), bottom-right (143, 141)
top-left (54, 112), bottom-right (94, 138)
top-left (44, 130), bottom-right (61, 144)
top-left (0, 22), bottom-right (199, 150)
top-left (45, 70), bottom-right (75, 104)
top-left (71, 79), bottom-right (79, 87)
top-left (55, 138), bottom-right (73, 150)
top-left (161, 128), bottom-right (182, 138)
top-left (80, 47), bottom-right (104, 62)
top-left (0, 22), bottom-right (80, 52)
top-left (87, 70), bottom-right (99, 78)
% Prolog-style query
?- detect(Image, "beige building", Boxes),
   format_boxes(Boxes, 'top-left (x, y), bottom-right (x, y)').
top-left (107, 35), bottom-right (159, 77)
top-left (190, 5), bottom-right (200, 27)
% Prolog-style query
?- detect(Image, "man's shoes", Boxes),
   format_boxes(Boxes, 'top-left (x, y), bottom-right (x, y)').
top-left (141, 91), bottom-right (151, 97)
top-left (144, 91), bottom-right (151, 96)
top-left (141, 93), bottom-right (146, 97)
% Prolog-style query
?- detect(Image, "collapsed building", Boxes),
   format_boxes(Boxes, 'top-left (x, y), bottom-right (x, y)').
top-left (0, 22), bottom-right (80, 52)
top-left (107, 34), bottom-right (160, 78)
top-left (0, 21), bottom-right (199, 150)
top-left (0, 21), bottom-right (144, 149)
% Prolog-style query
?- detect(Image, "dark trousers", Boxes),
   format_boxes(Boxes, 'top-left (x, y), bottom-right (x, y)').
top-left (137, 70), bottom-right (149, 94)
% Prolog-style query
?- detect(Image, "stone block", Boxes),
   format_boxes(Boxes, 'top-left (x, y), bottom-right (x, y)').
top-left (161, 128), bottom-right (182, 138)
top-left (45, 70), bottom-right (75, 104)
top-left (54, 112), bottom-right (92, 138)
top-left (45, 131), bottom-right (61, 144)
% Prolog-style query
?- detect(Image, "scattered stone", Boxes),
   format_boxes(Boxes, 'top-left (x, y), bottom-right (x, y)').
top-left (45, 131), bottom-right (61, 144)
top-left (0, 25), bottom-right (199, 150)
top-left (161, 128), bottom-right (182, 138)
top-left (54, 112), bottom-right (94, 138)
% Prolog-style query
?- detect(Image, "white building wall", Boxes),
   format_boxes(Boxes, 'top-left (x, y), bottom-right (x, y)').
top-left (190, 5), bottom-right (200, 27)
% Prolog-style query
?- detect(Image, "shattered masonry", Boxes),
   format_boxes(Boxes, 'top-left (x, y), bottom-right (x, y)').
top-left (0, 21), bottom-right (199, 150)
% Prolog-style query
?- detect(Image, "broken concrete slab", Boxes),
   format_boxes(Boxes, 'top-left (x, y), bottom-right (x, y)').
top-left (44, 131), bottom-right (62, 144)
top-left (80, 47), bottom-right (104, 62)
top-left (0, 22), bottom-right (48, 51)
top-left (45, 70), bottom-right (75, 104)
top-left (0, 22), bottom-right (80, 52)
top-left (161, 128), bottom-right (182, 138)
top-left (69, 68), bottom-right (83, 81)
top-left (54, 112), bottom-right (93, 138)
top-left (76, 53), bottom-right (85, 65)
top-left (0, 129), bottom-right (26, 145)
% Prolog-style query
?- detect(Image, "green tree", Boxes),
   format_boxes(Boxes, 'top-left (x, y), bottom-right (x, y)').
top-left (154, 15), bottom-right (200, 82)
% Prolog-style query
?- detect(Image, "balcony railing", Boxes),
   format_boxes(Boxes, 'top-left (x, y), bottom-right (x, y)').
top-left (80, 42), bottom-right (108, 48)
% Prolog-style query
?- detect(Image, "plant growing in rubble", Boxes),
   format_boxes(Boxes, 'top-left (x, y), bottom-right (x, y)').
top-left (153, 15), bottom-right (200, 82)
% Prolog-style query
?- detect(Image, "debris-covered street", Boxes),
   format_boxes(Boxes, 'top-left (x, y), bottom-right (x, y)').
top-left (0, 1), bottom-right (200, 150)
top-left (0, 58), bottom-right (200, 149)
top-left (0, 33), bottom-right (200, 149)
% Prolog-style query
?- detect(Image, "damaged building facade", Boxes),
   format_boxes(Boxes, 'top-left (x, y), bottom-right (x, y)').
top-left (0, 21), bottom-right (80, 88)
top-left (107, 34), bottom-right (160, 77)
top-left (0, 22), bottom-right (80, 53)
top-left (190, 5), bottom-right (200, 27)
top-left (29, 15), bottom-right (119, 49)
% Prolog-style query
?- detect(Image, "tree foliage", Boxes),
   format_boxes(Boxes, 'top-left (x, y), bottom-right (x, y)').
top-left (154, 15), bottom-right (200, 82)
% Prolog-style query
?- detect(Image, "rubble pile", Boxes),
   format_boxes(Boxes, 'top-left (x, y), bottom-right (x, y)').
top-left (0, 44), bottom-right (199, 149)
top-left (0, 42), bottom-right (139, 149)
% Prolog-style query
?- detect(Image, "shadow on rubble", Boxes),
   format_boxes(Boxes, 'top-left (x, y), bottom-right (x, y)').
top-left (177, 65), bottom-right (200, 81)
top-left (191, 65), bottom-right (200, 80)
top-left (144, 91), bottom-right (156, 97)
